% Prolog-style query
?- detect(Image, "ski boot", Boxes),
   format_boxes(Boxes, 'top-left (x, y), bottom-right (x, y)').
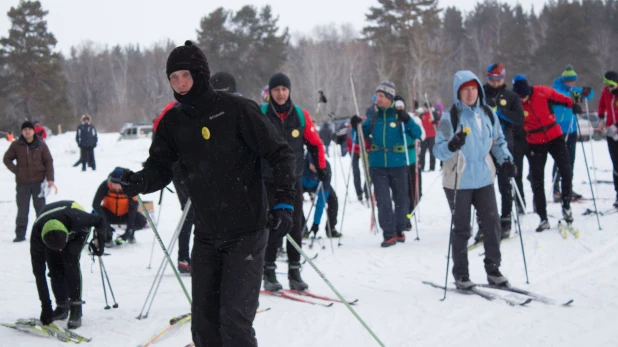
top-left (395, 232), bottom-right (406, 243)
top-left (535, 219), bottom-right (550, 232)
top-left (487, 269), bottom-right (509, 287)
top-left (380, 237), bottom-right (397, 248)
top-left (571, 190), bottom-right (583, 201)
top-left (52, 301), bottom-right (69, 321)
top-left (455, 276), bottom-right (475, 290)
top-left (115, 229), bottom-right (135, 245)
top-left (178, 256), bottom-right (191, 274)
top-left (326, 225), bottom-right (342, 238)
top-left (562, 207), bottom-right (574, 224)
top-left (288, 261), bottom-right (309, 291)
top-left (67, 300), bottom-right (83, 329)
top-left (263, 262), bottom-right (282, 292)
top-left (500, 214), bottom-right (511, 239)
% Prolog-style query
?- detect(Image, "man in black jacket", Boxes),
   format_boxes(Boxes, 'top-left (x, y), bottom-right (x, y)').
top-left (119, 41), bottom-right (296, 347)
top-left (482, 63), bottom-right (525, 238)
top-left (75, 115), bottom-right (97, 171)
top-left (30, 200), bottom-right (106, 329)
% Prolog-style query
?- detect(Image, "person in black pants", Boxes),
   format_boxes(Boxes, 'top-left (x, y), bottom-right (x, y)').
top-left (349, 114), bottom-right (368, 201)
top-left (119, 41), bottom-right (296, 347)
top-left (30, 200), bottom-right (106, 329)
top-left (75, 115), bottom-right (97, 171)
top-left (171, 165), bottom-right (194, 274)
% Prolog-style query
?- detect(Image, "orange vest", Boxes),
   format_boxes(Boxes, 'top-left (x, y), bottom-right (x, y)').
top-left (101, 183), bottom-right (136, 216)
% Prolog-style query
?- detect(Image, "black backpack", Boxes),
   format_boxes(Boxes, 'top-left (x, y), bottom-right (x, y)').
top-left (449, 104), bottom-right (494, 132)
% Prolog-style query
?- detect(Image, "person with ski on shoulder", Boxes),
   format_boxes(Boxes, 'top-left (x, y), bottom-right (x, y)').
top-left (260, 72), bottom-right (327, 292)
top-left (481, 63), bottom-right (525, 240)
top-left (302, 153), bottom-right (340, 238)
top-left (598, 70), bottom-right (618, 208)
top-left (551, 65), bottom-right (594, 202)
top-left (362, 81), bottom-right (423, 247)
top-left (434, 70), bottom-right (515, 289)
top-left (512, 74), bottom-right (579, 231)
top-left (118, 41), bottom-right (296, 347)
top-left (30, 200), bottom-right (106, 329)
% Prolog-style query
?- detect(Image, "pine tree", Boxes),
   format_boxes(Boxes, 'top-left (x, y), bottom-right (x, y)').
top-left (0, 0), bottom-right (71, 131)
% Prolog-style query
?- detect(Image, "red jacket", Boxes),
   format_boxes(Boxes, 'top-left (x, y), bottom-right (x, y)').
top-left (34, 125), bottom-right (47, 140)
top-left (521, 86), bottom-right (573, 144)
top-left (421, 112), bottom-right (436, 138)
top-left (346, 125), bottom-right (370, 154)
top-left (598, 87), bottom-right (618, 128)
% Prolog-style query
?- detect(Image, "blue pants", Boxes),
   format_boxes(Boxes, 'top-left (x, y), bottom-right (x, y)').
top-left (370, 166), bottom-right (410, 239)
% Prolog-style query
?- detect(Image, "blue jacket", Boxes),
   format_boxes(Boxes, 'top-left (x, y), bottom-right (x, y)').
top-left (362, 105), bottom-right (422, 168)
top-left (434, 70), bottom-right (512, 190)
top-left (302, 155), bottom-right (331, 225)
top-left (552, 77), bottom-right (594, 134)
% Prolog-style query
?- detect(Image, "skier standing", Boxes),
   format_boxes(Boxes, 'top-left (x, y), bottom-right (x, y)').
top-left (30, 200), bottom-right (106, 329)
top-left (512, 74), bottom-right (579, 230)
top-left (598, 70), bottom-right (618, 207)
top-left (319, 122), bottom-right (333, 154)
top-left (75, 115), bottom-right (97, 171)
top-left (119, 41), bottom-right (296, 347)
top-left (433, 70), bottom-right (515, 289)
top-left (260, 72), bottom-right (327, 292)
top-left (348, 114), bottom-right (369, 202)
top-left (419, 104), bottom-right (437, 171)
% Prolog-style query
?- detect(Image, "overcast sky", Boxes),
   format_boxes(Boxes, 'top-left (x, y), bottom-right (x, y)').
top-left (0, 0), bottom-right (545, 54)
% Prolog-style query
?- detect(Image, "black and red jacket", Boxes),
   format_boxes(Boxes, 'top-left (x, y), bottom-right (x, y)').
top-left (521, 86), bottom-right (573, 144)
top-left (598, 87), bottom-right (618, 128)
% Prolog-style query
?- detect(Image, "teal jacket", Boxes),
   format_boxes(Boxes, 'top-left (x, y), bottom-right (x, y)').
top-left (362, 104), bottom-right (423, 168)
top-left (552, 77), bottom-right (594, 134)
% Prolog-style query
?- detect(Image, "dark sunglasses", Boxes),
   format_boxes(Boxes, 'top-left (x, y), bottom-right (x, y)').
top-left (487, 76), bottom-right (506, 81)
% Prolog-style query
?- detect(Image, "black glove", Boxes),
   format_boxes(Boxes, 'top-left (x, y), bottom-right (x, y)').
top-left (582, 87), bottom-right (592, 98)
top-left (120, 169), bottom-right (145, 197)
top-left (89, 230), bottom-right (105, 256)
top-left (40, 303), bottom-right (53, 325)
top-left (572, 103), bottom-right (583, 115)
top-left (501, 160), bottom-right (518, 178)
top-left (310, 223), bottom-right (319, 233)
top-left (317, 166), bottom-right (330, 182)
top-left (447, 131), bottom-right (468, 152)
top-left (350, 115), bottom-right (362, 129)
top-left (397, 109), bottom-right (411, 124)
top-left (268, 208), bottom-right (293, 238)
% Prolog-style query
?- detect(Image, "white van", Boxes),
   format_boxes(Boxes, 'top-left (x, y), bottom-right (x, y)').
top-left (119, 122), bottom-right (153, 140)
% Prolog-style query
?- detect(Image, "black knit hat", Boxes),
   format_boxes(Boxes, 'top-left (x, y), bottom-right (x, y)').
top-left (605, 71), bottom-right (618, 85)
top-left (21, 121), bottom-right (34, 130)
top-left (268, 72), bottom-right (291, 91)
top-left (211, 72), bottom-right (237, 93)
top-left (166, 40), bottom-right (210, 80)
top-left (512, 74), bottom-right (532, 98)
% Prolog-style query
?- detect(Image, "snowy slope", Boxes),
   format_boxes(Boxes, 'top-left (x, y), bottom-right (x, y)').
top-left (0, 133), bottom-right (617, 347)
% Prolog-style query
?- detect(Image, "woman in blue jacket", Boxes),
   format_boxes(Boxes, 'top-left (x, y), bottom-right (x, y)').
top-left (434, 71), bottom-right (516, 289)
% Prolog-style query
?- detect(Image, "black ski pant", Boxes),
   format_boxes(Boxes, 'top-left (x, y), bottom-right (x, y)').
top-left (528, 136), bottom-right (572, 221)
top-left (370, 166), bottom-right (409, 239)
top-left (492, 157), bottom-right (513, 218)
top-left (79, 147), bottom-right (95, 170)
top-left (512, 136), bottom-right (528, 211)
top-left (352, 153), bottom-right (367, 199)
top-left (407, 164), bottom-right (422, 213)
top-left (608, 136), bottom-right (618, 196)
top-left (47, 232), bottom-right (89, 305)
top-left (444, 185), bottom-right (501, 278)
top-left (305, 184), bottom-right (338, 230)
top-left (552, 133), bottom-right (577, 192)
top-left (101, 208), bottom-right (147, 240)
top-left (15, 182), bottom-right (45, 239)
top-left (420, 137), bottom-right (436, 171)
top-left (173, 176), bottom-right (194, 261)
top-left (191, 230), bottom-right (267, 347)
top-left (264, 180), bottom-right (303, 264)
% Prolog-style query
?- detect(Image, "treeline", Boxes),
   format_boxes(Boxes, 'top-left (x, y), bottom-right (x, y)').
top-left (1, 0), bottom-right (617, 132)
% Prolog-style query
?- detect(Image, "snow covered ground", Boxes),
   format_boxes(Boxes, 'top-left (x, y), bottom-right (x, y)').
top-left (1, 132), bottom-right (617, 347)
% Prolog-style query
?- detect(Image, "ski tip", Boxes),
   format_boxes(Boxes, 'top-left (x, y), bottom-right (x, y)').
top-left (521, 298), bottom-right (533, 306)
top-left (348, 299), bottom-right (359, 305)
top-left (326, 303), bottom-right (334, 307)
top-left (562, 299), bottom-right (574, 306)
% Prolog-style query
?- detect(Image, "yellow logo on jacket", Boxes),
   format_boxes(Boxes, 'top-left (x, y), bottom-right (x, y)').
top-left (500, 99), bottom-right (507, 106)
top-left (390, 122), bottom-right (397, 128)
top-left (291, 129), bottom-right (300, 138)
top-left (524, 111), bottom-right (529, 117)
top-left (202, 127), bottom-right (211, 140)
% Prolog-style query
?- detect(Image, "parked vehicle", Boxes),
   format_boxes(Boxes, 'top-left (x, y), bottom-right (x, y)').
top-left (578, 112), bottom-right (605, 141)
top-left (119, 122), bottom-right (153, 140)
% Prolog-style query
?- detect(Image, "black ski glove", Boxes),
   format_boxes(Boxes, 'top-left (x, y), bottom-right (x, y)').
top-left (350, 115), bottom-right (362, 129)
top-left (397, 109), bottom-right (411, 124)
top-left (120, 169), bottom-right (145, 197)
top-left (310, 223), bottom-right (319, 233)
top-left (582, 87), bottom-right (592, 98)
top-left (40, 303), bottom-right (53, 325)
top-left (89, 229), bottom-right (105, 256)
top-left (572, 103), bottom-right (583, 115)
top-left (268, 208), bottom-right (293, 238)
top-left (501, 160), bottom-right (518, 178)
top-left (447, 130), bottom-right (468, 152)
top-left (317, 166), bottom-right (330, 182)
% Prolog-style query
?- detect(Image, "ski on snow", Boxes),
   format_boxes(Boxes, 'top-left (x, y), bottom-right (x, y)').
top-left (1, 318), bottom-right (92, 343)
top-left (422, 281), bottom-right (532, 306)
top-left (283, 289), bottom-right (359, 305)
top-left (261, 290), bottom-right (334, 307)
top-left (476, 284), bottom-right (574, 306)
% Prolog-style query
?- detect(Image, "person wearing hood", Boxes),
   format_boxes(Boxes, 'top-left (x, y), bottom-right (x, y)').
top-left (512, 74), bottom-right (579, 231)
top-left (551, 65), bottom-right (594, 202)
top-left (598, 70), bottom-right (618, 207)
top-left (30, 200), bottom-right (106, 329)
top-left (259, 72), bottom-right (327, 292)
top-left (118, 41), bottom-right (296, 347)
top-left (210, 71), bottom-right (241, 96)
top-left (362, 81), bottom-right (423, 247)
top-left (482, 63), bottom-right (525, 239)
top-left (434, 70), bottom-right (515, 289)
top-left (4, 121), bottom-right (55, 242)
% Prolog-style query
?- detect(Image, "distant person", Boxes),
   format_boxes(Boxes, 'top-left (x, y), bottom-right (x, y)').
top-left (3, 121), bottom-right (55, 242)
top-left (319, 122), bottom-right (333, 154)
top-left (419, 103), bottom-right (437, 171)
top-left (598, 70), bottom-right (618, 208)
top-left (33, 120), bottom-right (48, 140)
top-left (75, 114), bottom-right (97, 171)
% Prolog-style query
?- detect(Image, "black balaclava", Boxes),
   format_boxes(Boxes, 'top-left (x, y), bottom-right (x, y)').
top-left (166, 40), bottom-right (211, 106)
top-left (268, 72), bottom-right (292, 113)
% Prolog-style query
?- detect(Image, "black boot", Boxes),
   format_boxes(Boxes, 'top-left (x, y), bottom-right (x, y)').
top-left (288, 261), bottom-right (308, 291)
top-left (177, 256), bottom-right (191, 274)
top-left (67, 301), bottom-right (82, 329)
top-left (52, 302), bottom-right (69, 321)
top-left (263, 262), bottom-right (282, 292)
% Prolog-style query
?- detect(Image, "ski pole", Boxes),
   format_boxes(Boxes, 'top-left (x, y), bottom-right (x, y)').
top-left (303, 183), bottom-right (320, 239)
top-left (148, 189), bottom-right (166, 269)
top-left (414, 139), bottom-right (420, 240)
top-left (98, 257), bottom-right (111, 310)
top-left (357, 124), bottom-right (379, 235)
top-left (318, 183), bottom-right (335, 255)
top-left (137, 199), bottom-right (191, 319)
top-left (576, 125), bottom-right (602, 230)
top-left (285, 234), bottom-right (385, 347)
top-left (584, 98), bottom-right (600, 199)
top-left (138, 196), bottom-right (192, 305)
top-left (401, 120), bottom-right (420, 240)
top-left (99, 257), bottom-right (119, 308)
top-left (511, 178), bottom-right (529, 284)
top-left (338, 151), bottom-right (354, 247)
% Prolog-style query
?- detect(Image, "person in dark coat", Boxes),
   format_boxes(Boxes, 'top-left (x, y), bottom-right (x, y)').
top-left (319, 121), bottom-right (333, 154)
top-left (75, 115), bottom-right (97, 171)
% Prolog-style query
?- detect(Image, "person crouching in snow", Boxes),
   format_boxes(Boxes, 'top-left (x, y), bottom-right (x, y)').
top-left (434, 71), bottom-right (516, 289)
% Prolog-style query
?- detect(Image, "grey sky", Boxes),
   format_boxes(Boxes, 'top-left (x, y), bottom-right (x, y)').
top-left (1, 0), bottom-right (545, 54)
